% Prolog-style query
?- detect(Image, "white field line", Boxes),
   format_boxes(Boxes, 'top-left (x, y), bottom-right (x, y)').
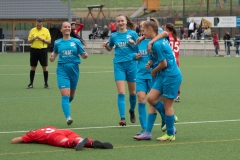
top-left (0, 71), bottom-right (113, 76)
top-left (1, 119), bottom-right (240, 134)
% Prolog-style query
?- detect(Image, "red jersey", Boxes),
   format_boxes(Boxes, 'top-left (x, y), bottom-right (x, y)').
top-left (109, 22), bottom-right (117, 32)
top-left (74, 23), bottom-right (84, 35)
top-left (21, 126), bottom-right (57, 144)
top-left (168, 32), bottom-right (180, 66)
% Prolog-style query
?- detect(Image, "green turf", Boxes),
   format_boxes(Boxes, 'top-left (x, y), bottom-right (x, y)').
top-left (0, 53), bottom-right (240, 160)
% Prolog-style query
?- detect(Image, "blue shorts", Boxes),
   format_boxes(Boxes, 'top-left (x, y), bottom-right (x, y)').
top-left (114, 60), bottom-right (136, 82)
top-left (136, 79), bottom-right (152, 93)
top-left (152, 73), bottom-right (182, 99)
top-left (56, 63), bottom-right (79, 90)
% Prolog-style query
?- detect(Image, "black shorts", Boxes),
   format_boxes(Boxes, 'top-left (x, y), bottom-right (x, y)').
top-left (30, 48), bottom-right (48, 66)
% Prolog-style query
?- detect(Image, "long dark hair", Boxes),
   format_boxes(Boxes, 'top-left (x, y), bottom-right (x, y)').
top-left (53, 22), bottom-right (86, 46)
top-left (165, 23), bottom-right (178, 41)
top-left (117, 13), bottom-right (135, 30)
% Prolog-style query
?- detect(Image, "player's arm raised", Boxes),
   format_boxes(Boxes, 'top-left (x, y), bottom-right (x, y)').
top-left (148, 31), bottom-right (168, 53)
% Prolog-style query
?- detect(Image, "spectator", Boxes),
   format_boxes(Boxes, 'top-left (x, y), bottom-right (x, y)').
top-left (201, 25), bottom-right (211, 40)
top-left (180, 26), bottom-right (185, 40)
top-left (234, 33), bottom-right (240, 57)
top-left (89, 24), bottom-right (99, 40)
top-left (11, 126), bottom-right (113, 151)
top-left (190, 24), bottom-right (199, 40)
top-left (100, 25), bottom-right (109, 40)
top-left (135, 23), bottom-right (140, 36)
top-left (71, 22), bottom-right (84, 35)
top-left (27, 18), bottom-right (51, 89)
top-left (109, 21), bottom-right (117, 33)
top-left (212, 32), bottom-right (220, 57)
top-left (196, 24), bottom-right (203, 39)
top-left (223, 30), bottom-right (231, 57)
top-left (188, 19), bottom-right (196, 39)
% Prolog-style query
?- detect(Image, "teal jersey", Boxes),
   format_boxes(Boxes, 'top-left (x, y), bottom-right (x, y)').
top-left (109, 30), bottom-right (138, 63)
top-left (136, 39), bottom-right (152, 79)
top-left (152, 38), bottom-right (180, 77)
top-left (53, 37), bottom-right (85, 64)
top-left (158, 28), bottom-right (163, 33)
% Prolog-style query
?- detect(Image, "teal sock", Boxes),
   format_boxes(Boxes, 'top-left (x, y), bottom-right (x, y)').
top-left (153, 100), bottom-right (165, 126)
top-left (165, 115), bottom-right (175, 136)
top-left (146, 113), bottom-right (157, 133)
top-left (62, 96), bottom-right (71, 119)
top-left (138, 103), bottom-right (147, 130)
top-left (118, 94), bottom-right (125, 118)
top-left (129, 94), bottom-right (136, 111)
top-left (69, 97), bottom-right (74, 103)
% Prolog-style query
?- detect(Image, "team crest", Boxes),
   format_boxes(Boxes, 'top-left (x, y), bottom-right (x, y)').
top-left (70, 42), bottom-right (75, 47)
top-left (126, 34), bottom-right (132, 39)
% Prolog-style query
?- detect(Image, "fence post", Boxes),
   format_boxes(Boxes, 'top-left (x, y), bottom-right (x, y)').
top-left (204, 40), bottom-right (206, 56)
top-left (183, 38), bottom-right (186, 56)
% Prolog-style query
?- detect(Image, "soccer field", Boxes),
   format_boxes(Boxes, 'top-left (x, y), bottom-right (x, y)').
top-left (0, 53), bottom-right (240, 160)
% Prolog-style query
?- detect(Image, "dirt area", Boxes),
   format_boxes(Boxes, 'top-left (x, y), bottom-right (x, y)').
top-left (73, 7), bottom-right (240, 19)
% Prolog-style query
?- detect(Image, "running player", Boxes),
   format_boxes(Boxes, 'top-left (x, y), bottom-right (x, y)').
top-left (49, 21), bottom-right (88, 126)
top-left (102, 14), bottom-right (138, 126)
top-left (11, 126), bottom-right (113, 151)
top-left (134, 21), bottom-right (182, 141)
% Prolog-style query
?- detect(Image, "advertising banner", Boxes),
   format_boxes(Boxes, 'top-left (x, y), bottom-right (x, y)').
top-left (189, 17), bottom-right (236, 28)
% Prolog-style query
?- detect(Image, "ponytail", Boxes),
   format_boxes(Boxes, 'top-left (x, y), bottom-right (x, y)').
top-left (70, 31), bottom-right (86, 46)
top-left (166, 23), bottom-right (178, 41)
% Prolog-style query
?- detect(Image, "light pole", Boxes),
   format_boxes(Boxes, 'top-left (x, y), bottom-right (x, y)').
top-left (68, 0), bottom-right (72, 22)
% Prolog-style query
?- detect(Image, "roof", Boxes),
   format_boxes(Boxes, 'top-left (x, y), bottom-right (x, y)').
top-left (0, 0), bottom-right (79, 20)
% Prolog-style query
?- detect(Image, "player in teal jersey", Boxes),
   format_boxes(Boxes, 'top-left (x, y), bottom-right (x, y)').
top-left (134, 21), bottom-right (182, 141)
top-left (102, 14), bottom-right (138, 126)
top-left (50, 22), bottom-right (88, 126)
top-left (130, 21), bottom-right (153, 135)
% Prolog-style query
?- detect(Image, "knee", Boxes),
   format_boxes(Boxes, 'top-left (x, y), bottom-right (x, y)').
top-left (147, 96), bottom-right (156, 105)
top-left (138, 95), bottom-right (146, 103)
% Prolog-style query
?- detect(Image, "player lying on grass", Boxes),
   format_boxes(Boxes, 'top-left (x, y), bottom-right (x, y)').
top-left (11, 126), bottom-right (113, 151)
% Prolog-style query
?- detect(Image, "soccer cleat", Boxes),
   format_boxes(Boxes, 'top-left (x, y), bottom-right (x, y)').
top-left (27, 84), bottom-right (33, 89)
top-left (157, 134), bottom-right (175, 141)
top-left (129, 109), bottom-right (136, 123)
top-left (161, 115), bottom-right (178, 132)
top-left (75, 138), bottom-right (89, 151)
top-left (44, 84), bottom-right (49, 89)
top-left (133, 132), bottom-right (152, 140)
top-left (136, 129), bottom-right (146, 135)
top-left (92, 140), bottom-right (113, 149)
top-left (119, 118), bottom-right (126, 126)
top-left (66, 117), bottom-right (73, 126)
top-left (174, 96), bottom-right (180, 102)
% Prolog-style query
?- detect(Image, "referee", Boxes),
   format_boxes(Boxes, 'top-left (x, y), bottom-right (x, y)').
top-left (27, 19), bottom-right (51, 89)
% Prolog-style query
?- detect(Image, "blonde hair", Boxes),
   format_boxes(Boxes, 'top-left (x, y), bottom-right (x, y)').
top-left (150, 17), bottom-right (160, 27)
top-left (143, 21), bottom-right (158, 35)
